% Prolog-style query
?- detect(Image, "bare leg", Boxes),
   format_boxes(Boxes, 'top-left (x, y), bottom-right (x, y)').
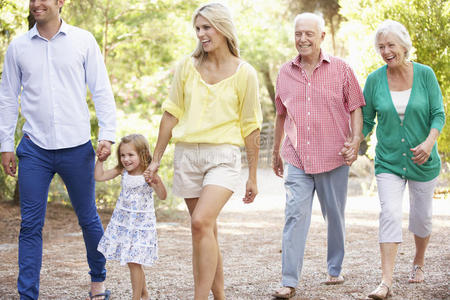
top-left (380, 242), bottom-right (399, 287)
top-left (185, 185), bottom-right (232, 300)
top-left (128, 263), bottom-right (147, 300)
top-left (409, 234), bottom-right (430, 282)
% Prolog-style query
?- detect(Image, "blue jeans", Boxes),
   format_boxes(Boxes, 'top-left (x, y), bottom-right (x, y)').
top-left (16, 136), bottom-right (106, 300)
top-left (281, 163), bottom-right (349, 287)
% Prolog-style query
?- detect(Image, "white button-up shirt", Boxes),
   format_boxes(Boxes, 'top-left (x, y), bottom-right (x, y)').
top-left (0, 20), bottom-right (116, 151)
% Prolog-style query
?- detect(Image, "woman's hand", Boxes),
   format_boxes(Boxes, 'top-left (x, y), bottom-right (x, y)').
top-left (144, 161), bottom-right (160, 183)
top-left (243, 179), bottom-right (258, 204)
top-left (410, 140), bottom-right (433, 165)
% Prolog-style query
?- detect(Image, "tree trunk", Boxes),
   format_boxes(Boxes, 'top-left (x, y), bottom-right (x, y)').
top-left (261, 66), bottom-right (275, 111)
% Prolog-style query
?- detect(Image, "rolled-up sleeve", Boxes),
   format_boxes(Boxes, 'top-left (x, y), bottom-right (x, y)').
top-left (0, 43), bottom-right (21, 152)
top-left (162, 58), bottom-right (186, 120)
top-left (85, 33), bottom-right (116, 142)
top-left (238, 64), bottom-right (262, 138)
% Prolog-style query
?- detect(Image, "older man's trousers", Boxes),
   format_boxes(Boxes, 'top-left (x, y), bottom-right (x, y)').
top-left (16, 136), bottom-right (106, 300)
top-left (281, 163), bottom-right (349, 288)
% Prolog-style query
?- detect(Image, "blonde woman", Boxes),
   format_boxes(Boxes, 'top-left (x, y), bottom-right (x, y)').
top-left (144, 3), bottom-right (262, 299)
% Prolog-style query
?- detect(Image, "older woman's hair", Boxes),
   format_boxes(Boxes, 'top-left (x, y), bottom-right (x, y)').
top-left (374, 20), bottom-right (413, 58)
top-left (293, 12), bottom-right (326, 33)
top-left (192, 2), bottom-right (239, 62)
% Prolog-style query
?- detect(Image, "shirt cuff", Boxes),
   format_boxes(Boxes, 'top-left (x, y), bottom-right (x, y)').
top-left (98, 129), bottom-right (116, 144)
top-left (162, 101), bottom-right (183, 120)
top-left (0, 140), bottom-right (15, 152)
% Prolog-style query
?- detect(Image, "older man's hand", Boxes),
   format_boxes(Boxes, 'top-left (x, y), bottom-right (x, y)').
top-left (339, 137), bottom-right (361, 166)
top-left (97, 140), bottom-right (113, 162)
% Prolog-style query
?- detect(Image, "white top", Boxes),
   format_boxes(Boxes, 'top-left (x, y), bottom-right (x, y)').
top-left (390, 88), bottom-right (411, 121)
top-left (0, 20), bottom-right (116, 151)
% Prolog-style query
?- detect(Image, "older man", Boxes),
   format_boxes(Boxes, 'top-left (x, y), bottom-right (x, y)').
top-left (271, 13), bottom-right (365, 298)
top-left (0, 1), bottom-right (115, 299)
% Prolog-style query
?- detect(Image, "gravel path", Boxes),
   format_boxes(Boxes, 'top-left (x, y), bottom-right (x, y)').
top-left (0, 168), bottom-right (449, 299)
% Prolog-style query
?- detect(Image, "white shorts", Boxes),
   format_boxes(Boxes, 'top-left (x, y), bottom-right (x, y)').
top-left (376, 173), bottom-right (437, 243)
top-left (172, 143), bottom-right (241, 198)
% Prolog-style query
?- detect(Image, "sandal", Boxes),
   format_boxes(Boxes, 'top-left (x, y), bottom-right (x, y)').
top-left (408, 264), bottom-right (425, 283)
top-left (89, 289), bottom-right (111, 300)
top-left (323, 275), bottom-right (345, 285)
top-left (272, 286), bottom-right (296, 299)
top-left (368, 282), bottom-right (391, 300)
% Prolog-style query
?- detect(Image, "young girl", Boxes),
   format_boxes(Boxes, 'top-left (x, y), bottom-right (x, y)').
top-left (95, 134), bottom-right (167, 300)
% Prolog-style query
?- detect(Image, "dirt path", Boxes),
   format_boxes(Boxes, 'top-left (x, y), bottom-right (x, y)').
top-left (0, 168), bottom-right (449, 299)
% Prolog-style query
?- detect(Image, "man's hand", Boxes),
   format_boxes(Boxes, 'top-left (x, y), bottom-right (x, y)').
top-left (272, 151), bottom-right (284, 178)
top-left (339, 137), bottom-right (361, 166)
top-left (96, 140), bottom-right (113, 162)
top-left (1, 152), bottom-right (16, 177)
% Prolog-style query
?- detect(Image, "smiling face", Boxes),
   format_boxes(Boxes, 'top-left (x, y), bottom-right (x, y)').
top-left (29, 0), bottom-right (63, 25)
top-left (194, 15), bottom-right (227, 53)
top-left (294, 17), bottom-right (325, 60)
top-left (377, 32), bottom-right (408, 68)
top-left (119, 143), bottom-right (142, 175)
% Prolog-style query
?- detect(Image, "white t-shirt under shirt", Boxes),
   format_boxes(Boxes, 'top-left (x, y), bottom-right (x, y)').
top-left (390, 88), bottom-right (411, 121)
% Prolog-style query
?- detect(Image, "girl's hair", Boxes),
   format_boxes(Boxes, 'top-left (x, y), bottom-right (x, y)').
top-left (374, 19), bottom-right (412, 58)
top-left (116, 134), bottom-right (152, 172)
top-left (191, 2), bottom-right (240, 62)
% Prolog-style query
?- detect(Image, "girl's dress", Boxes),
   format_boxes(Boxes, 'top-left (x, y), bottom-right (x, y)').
top-left (98, 171), bottom-right (158, 266)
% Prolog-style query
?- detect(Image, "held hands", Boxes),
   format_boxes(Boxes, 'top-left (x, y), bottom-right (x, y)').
top-left (143, 161), bottom-right (160, 184)
top-left (272, 151), bottom-right (284, 178)
top-left (1, 152), bottom-right (16, 177)
top-left (339, 136), bottom-right (361, 166)
top-left (411, 140), bottom-right (433, 165)
top-left (97, 140), bottom-right (113, 162)
top-left (243, 179), bottom-right (258, 204)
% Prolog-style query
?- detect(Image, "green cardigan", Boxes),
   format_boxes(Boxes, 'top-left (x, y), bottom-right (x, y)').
top-left (362, 62), bottom-right (445, 181)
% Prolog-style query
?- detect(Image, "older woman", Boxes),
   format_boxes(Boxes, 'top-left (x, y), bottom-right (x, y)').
top-left (361, 20), bottom-right (445, 299)
top-left (144, 3), bottom-right (262, 299)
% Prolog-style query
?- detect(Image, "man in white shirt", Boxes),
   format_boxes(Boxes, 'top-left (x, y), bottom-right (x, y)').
top-left (0, 1), bottom-right (116, 299)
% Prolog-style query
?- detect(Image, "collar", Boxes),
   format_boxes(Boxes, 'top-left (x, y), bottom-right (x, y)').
top-left (28, 19), bottom-right (68, 40)
top-left (291, 49), bottom-right (331, 68)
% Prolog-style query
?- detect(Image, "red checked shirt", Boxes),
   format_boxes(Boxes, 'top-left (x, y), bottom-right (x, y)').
top-left (275, 51), bottom-right (365, 174)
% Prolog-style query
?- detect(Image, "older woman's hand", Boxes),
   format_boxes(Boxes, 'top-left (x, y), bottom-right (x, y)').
top-left (410, 140), bottom-right (433, 165)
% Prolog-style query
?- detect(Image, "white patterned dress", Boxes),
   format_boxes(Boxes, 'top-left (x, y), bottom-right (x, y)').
top-left (97, 171), bottom-right (158, 266)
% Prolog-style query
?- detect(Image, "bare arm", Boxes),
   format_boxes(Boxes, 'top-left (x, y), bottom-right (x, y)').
top-left (94, 159), bottom-right (121, 182)
top-left (411, 128), bottom-right (440, 165)
top-left (272, 113), bottom-right (286, 177)
top-left (144, 111), bottom-right (178, 182)
top-left (340, 107), bottom-right (363, 166)
top-left (242, 129), bottom-right (260, 204)
top-left (149, 174), bottom-right (167, 200)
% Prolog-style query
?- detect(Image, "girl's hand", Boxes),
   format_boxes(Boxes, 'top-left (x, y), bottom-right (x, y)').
top-left (411, 140), bottom-right (433, 165)
top-left (144, 161), bottom-right (160, 183)
top-left (243, 179), bottom-right (257, 204)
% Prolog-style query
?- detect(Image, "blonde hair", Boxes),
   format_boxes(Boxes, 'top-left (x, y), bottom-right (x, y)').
top-left (192, 2), bottom-right (240, 62)
top-left (116, 134), bottom-right (152, 172)
top-left (375, 20), bottom-right (412, 58)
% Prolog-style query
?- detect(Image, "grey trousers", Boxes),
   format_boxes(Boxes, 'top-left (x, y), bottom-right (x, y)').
top-left (281, 163), bottom-right (349, 287)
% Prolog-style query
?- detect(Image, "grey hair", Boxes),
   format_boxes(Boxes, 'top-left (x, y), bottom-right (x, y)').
top-left (374, 20), bottom-right (412, 58)
top-left (293, 13), bottom-right (325, 33)
top-left (191, 2), bottom-right (240, 62)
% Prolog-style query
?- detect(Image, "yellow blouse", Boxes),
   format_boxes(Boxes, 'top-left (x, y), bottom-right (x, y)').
top-left (162, 56), bottom-right (262, 146)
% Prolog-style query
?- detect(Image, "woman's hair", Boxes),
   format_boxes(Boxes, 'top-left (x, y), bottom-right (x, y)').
top-left (116, 134), bottom-right (152, 172)
top-left (191, 2), bottom-right (240, 62)
top-left (374, 19), bottom-right (412, 58)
